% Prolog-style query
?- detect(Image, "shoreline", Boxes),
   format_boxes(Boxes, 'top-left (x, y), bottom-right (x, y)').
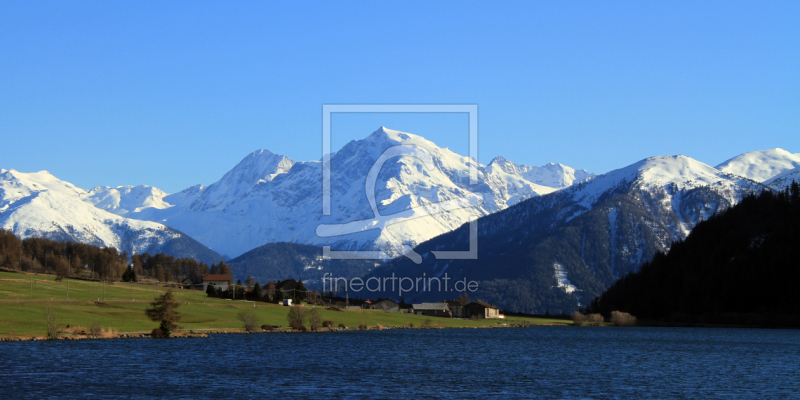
top-left (0, 321), bottom-right (561, 342)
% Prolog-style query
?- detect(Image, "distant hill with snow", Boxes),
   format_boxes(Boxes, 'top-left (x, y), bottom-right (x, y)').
top-left (715, 148), bottom-right (800, 182)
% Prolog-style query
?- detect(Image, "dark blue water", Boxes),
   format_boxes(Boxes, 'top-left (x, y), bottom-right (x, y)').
top-left (1, 327), bottom-right (799, 399)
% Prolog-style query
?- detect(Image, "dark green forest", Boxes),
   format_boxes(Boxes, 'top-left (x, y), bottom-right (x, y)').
top-left (0, 230), bottom-right (230, 283)
top-left (588, 182), bottom-right (800, 327)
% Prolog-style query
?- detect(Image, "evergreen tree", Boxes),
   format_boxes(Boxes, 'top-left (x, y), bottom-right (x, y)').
top-left (159, 319), bottom-right (172, 338)
top-left (121, 266), bottom-right (137, 282)
top-left (251, 282), bottom-right (262, 300)
top-left (145, 290), bottom-right (181, 332)
top-left (295, 278), bottom-right (308, 302)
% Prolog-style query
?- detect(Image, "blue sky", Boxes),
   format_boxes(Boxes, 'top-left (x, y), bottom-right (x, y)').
top-left (2, 1), bottom-right (798, 193)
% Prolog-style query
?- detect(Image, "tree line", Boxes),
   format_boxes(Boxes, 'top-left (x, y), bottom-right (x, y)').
top-left (0, 230), bottom-right (232, 283)
top-left (587, 181), bottom-right (800, 327)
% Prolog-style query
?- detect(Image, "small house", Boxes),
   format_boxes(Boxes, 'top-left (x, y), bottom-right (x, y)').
top-left (202, 274), bottom-right (231, 292)
top-left (412, 303), bottom-right (452, 318)
top-left (181, 276), bottom-right (202, 290)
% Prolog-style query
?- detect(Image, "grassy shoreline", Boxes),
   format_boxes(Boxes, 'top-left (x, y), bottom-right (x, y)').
top-left (0, 271), bottom-right (571, 339)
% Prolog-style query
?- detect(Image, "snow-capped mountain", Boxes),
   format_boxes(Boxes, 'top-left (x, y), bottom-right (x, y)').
top-left (110, 127), bottom-right (591, 258)
top-left (181, 149), bottom-right (295, 212)
top-left (0, 169), bottom-right (222, 263)
top-left (715, 148), bottom-right (800, 182)
top-left (368, 154), bottom-right (769, 314)
top-left (488, 156), bottom-right (594, 189)
top-left (84, 185), bottom-right (171, 215)
top-left (765, 167), bottom-right (800, 191)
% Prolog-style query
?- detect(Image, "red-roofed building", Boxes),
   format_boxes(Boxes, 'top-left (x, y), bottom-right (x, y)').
top-left (202, 274), bottom-right (231, 292)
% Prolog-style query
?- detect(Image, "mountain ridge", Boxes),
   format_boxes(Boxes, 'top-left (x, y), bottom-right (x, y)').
top-left (111, 127), bottom-right (595, 258)
top-left (0, 169), bottom-right (223, 264)
top-left (365, 153), bottom-right (769, 313)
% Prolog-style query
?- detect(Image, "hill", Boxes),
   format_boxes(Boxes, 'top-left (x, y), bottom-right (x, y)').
top-left (588, 182), bottom-right (800, 327)
top-left (228, 242), bottom-right (379, 286)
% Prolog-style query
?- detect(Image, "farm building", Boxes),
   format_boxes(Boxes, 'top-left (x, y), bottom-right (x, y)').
top-left (464, 300), bottom-right (500, 319)
top-left (412, 303), bottom-right (452, 318)
top-left (368, 298), bottom-right (401, 313)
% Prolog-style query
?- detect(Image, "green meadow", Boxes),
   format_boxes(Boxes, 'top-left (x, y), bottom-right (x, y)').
top-left (0, 271), bottom-right (571, 337)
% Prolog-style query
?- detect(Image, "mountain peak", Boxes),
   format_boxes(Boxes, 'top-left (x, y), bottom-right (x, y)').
top-left (716, 148), bottom-right (800, 182)
top-left (368, 126), bottom-right (418, 143)
top-left (634, 155), bottom-right (716, 182)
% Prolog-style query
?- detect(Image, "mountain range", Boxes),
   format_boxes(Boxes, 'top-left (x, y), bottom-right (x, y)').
top-left (2, 128), bottom-right (798, 313)
top-left (0, 169), bottom-right (222, 264)
top-left (366, 149), bottom-right (796, 313)
top-left (76, 127), bottom-right (594, 259)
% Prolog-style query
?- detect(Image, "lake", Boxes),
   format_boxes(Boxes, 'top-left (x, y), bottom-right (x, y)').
top-left (1, 327), bottom-right (799, 399)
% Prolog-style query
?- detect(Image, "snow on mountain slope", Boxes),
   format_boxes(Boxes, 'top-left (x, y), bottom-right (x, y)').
top-left (715, 148), bottom-right (800, 182)
top-left (368, 154), bottom-right (769, 313)
top-left (0, 169), bottom-right (213, 259)
top-left (765, 167), bottom-right (800, 190)
top-left (124, 127), bottom-right (591, 258)
top-left (184, 149), bottom-right (295, 212)
top-left (489, 156), bottom-right (594, 189)
top-left (477, 154), bottom-right (765, 245)
top-left (84, 185), bottom-right (171, 215)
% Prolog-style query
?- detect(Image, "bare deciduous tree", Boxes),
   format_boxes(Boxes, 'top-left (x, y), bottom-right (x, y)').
top-left (588, 314), bottom-right (604, 326)
top-left (287, 306), bottom-right (307, 330)
top-left (238, 310), bottom-right (259, 332)
top-left (457, 292), bottom-right (471, 306)
top-left (309, 309), bottom-right (321, 331)
top-left (90, 321), bottom-right (102, 338)
top-left (610, 311), bottom-right (637, 327)
top-left (570, 311), bottom-right (587, 326)
top-left (44, 306), bottom-right (60, 339)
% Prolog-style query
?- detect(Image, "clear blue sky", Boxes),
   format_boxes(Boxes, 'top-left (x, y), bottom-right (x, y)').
top-left (2, 1), bottom-right (798, 193)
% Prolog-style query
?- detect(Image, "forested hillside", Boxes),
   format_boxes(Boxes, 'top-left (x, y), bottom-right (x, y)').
top-left (228, 242), bottom-right (378, 286)
top-left (0, 230), bottom-right (230, 283)
top-left (588, 182), bottom-right (800, 327)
